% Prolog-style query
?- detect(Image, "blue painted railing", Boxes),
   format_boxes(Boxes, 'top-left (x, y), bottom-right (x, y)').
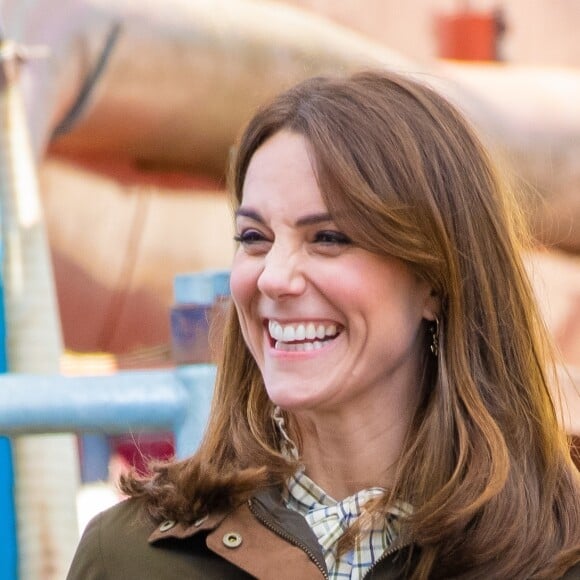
top-left (0, 364), bottom-right (216, 458)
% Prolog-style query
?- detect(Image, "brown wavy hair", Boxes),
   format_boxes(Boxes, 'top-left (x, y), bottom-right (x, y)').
top-left (122, 70), bottom-right (580, 578)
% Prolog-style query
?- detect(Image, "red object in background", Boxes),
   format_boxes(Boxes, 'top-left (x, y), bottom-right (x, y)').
top-left (435, 9), bottom-right (505, 61)
top-left (112, 433), bottom-right (175, 475)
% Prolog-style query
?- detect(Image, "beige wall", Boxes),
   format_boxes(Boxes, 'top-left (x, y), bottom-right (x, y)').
top-left (502, 0), bottom-right (580, 66)
top-left (278, 0), bottom-right (580, 67)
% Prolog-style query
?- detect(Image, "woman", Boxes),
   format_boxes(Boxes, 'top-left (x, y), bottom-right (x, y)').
top-left (68, 71), bottom-right (580, 579)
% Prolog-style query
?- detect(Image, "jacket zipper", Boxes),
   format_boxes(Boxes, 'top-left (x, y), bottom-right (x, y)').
top-left (247, 499), bottom-right (329, 579)
top-left (361, 539), bottom-right (412, 579)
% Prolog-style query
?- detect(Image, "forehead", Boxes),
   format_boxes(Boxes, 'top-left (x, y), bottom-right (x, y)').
top-left (241, 131), bottom-right (327, 215)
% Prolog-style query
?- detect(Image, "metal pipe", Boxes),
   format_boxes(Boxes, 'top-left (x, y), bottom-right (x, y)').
top-left (0, 370), bottom-right (187, 434)
top-left (0, 365), bottom-right (215, 457)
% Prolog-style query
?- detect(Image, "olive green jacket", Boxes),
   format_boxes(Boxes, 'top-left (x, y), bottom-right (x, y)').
top-left (67, 487), bottom-right (413, 579)
top-left (67, 487), bottom-right (580, 579)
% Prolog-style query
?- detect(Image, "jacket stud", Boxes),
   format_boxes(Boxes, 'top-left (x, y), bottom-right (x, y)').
top-left (194, 515), bottom-right (209, 527)
top-left (222, 532), bottom-right (243, 548)
top-left (159, 520), bottom-right (176, 532)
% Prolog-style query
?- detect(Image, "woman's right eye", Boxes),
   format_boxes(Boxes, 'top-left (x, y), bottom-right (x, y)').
top-left (234, 229), bottom-right (271, 255)
top-left (233, 229), bottom-right (267, 244)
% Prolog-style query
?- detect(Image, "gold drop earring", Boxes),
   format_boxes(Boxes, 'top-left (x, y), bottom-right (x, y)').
top-left (430, 315), bottom-right (440, 357)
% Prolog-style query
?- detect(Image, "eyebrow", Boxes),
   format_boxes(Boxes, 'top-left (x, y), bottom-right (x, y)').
top-left (235, 207), bottom-right (334, 227)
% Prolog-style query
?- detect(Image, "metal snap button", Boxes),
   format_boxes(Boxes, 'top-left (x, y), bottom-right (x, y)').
top-left (222, 532), bottom-right (243, 548)
top-left (159, 520), bottom-right (176, 532)
top-left (194, 515), bottom-right (209, 527)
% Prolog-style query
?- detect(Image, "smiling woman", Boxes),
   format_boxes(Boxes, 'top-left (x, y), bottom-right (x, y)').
top-left (68, 71), bottom-right (580, 579)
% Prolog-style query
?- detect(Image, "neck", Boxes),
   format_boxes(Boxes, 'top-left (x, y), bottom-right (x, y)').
top-left (292, 389), bottom-right (416, 500)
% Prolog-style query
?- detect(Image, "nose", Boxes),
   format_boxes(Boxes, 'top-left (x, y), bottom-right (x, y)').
top-left (257, 244), bottom-right (306, 300)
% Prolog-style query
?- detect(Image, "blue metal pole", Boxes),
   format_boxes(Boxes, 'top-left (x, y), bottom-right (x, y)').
top-left (0, 245), bottom-right (18, 580)
top-left (0, 438), bottom-right (16, 580)
top-left (174, 364), bottom-right (216, 458)
top-left (79, 434), bottom-right (111, 482)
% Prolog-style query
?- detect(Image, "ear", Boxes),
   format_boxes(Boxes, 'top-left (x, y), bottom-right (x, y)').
top-left (422, 287), bottom-right (441, 321)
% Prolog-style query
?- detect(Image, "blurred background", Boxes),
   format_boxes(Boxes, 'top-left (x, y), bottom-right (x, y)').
top-left (1, 0), bottom-right (579, 578)
top-left (5, 0), bottom-right (580, 364)
top-left (12, 0), bottom-right (580, 365)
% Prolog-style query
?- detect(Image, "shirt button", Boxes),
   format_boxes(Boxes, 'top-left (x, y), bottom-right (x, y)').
top-left (222, 532), bottom-right (243, 548)
top-left (159, 520), bottom-right (176, 532)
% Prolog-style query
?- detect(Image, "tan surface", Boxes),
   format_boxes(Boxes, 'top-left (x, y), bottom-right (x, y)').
top-left (40, 155), bottom-right (234, 353)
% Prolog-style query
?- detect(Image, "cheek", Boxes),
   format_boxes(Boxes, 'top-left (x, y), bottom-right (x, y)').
top-left (230, 261), bottom-right (263, 360)
top-left (230, 255), bottom-right (258, 308)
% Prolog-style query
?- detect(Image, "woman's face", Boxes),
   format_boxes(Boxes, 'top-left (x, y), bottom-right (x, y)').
top-left (231, 130), bottom-right (435, 414)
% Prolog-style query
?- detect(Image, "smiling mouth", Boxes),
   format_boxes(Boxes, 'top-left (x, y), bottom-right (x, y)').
top-left (267, 320), bottom-right (342, 352)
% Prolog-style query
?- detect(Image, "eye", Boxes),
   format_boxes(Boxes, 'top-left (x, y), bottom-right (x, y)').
top-left (234, 229), bottom-right (267, 244)
top-left (234, 229), bottom-right (271, 255)
top-left (313, 230), bottom-right (352, 245)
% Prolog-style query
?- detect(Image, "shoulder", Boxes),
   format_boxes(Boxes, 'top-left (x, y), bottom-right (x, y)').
top-left (83, 495), bottom-right (157, 548)
top-left (67, 498), bottom-right (158, 579)
top-left (96, 495), bottom-right (157, 537)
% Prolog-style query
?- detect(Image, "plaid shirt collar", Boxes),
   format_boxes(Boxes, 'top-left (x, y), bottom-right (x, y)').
top-left (284, 469), bottom-right (411, 579)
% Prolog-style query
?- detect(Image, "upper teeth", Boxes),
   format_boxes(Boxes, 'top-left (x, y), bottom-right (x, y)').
top-left (268, 321), bottom-right (338, 342)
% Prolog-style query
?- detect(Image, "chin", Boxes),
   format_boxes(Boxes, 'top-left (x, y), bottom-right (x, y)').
top-left (265, 383), bottom-right (307, 407)
top-left (266, 387), bottom-right (325, 413)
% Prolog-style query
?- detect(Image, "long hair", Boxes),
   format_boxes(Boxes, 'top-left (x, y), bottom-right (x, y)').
top-left (122, 71), bottom-right (580, 578)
